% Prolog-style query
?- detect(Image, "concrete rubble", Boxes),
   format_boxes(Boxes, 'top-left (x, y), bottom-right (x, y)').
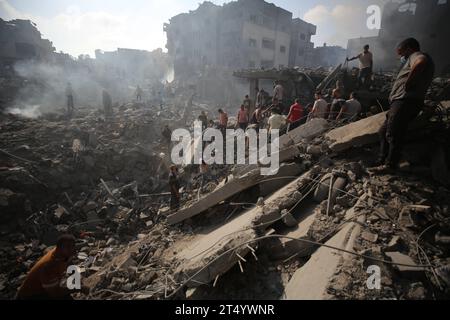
top-left (1, 67), bottom-right (450, 301)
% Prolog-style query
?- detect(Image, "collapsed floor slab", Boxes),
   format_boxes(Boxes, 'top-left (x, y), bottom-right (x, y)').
top-left (325, 112), bottom-right (387, 152)
top-left (283, 208), bottom-right (365, 299)
top-left (278, 118), bottom-right (329, 149)
top-left (169, 170), bottom-right (318, 288)
top-left (166, 162), bottom-right (305, 225)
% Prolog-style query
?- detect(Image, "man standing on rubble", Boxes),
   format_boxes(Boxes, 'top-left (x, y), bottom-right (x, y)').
top-left (169, 165), bottom-right (181, 210)
top-left (66, 82), bottom-right (74, 118)
top-left (218, 109), bottom-right (228, 135)
top-left (328, 89), bottom-right (346, 120)
top-left (268, 108), bottom-right (286, 133)
top-left (198, 111), bottom-right (208, 131)
top-left (243, 95), bottom-right (252, 110)
top-left (135, 85), bottom-right (143, 102)
top-left (347, 44), bottom-right (373, 89)
top-left (273, 80), bottom-right (284, 102)
top-left (377, 38), bottom-right (435, 170)
top-left (102, 89), bottom-right (113, 118)
top-left (286, 98), bottom-right (304, 131)
top-left (309, 92), bottom-right (329, 120)
top-left (336, 92), bottom-right (362, 122)
top-left (256, 88), bottom-right (267, 108)
top-left (16, 234), bottom-right (79, 300)
top-left (236, 105), bottom-right (249, 130)
top-left (162, 125), bottom-right (172, 150)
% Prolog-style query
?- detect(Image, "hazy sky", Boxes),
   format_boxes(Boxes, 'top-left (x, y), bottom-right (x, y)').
top-left (0, 0), bottom-right (385, 57)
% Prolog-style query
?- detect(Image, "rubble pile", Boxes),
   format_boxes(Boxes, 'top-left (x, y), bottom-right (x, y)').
top-left (0, 100), bottom-right (218, 299)
top-left (1, 71), bottom-right (450, 300)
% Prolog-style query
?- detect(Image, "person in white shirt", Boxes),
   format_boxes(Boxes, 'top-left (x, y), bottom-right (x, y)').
top-left (268, 108), bottom-right (286, 132)
top-left (347, 44), bottom-right (373, 89)
top-left (273, 80), bottom-right (284, 102)
top-left (336, 92), bottom-right (362, 122)
top-left (309, 92), bottom-right (329, 120)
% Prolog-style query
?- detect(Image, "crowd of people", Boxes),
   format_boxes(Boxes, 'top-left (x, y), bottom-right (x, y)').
top-left (15, 37), bottom-right (434, 300)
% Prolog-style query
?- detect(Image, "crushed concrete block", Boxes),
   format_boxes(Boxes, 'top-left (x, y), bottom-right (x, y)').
top-left (283, 210), bottom-right (365, 299)
top-left (385, 235), bottom-right (404, 252)
top-left (264, 205), bottom-right (317, 260)
top-left (281, 209), bottom-right (298, 227)
top-left (259, 163), bottom-right (304, 196)
top-left (170, 170), bottom-right (316, 287)
top-left (385, 252), bottom-right (425, 277)
top-left (361, 231), bottom-right (378, 243)
top-left (167, 162), bottom-right (305, 225)
top-left (278, 118), bottom-right (329, 149)
top-left (325, 112), bottom-right (387, 152)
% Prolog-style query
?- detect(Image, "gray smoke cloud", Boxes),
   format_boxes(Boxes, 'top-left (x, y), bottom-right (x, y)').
top-left (7, 59), bottom-right (104, 118)
top-left (304, 0), bottom-right (390, 48)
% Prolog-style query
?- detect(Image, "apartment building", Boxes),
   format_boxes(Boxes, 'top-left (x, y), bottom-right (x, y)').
top-left (164, 0), bottom-right (317, 79)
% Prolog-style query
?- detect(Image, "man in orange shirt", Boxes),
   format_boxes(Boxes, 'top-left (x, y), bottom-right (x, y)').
top-left (236, 105), bottom-right (249, 130)
top-left (16, 234), bottom-right (77, 300)
top-left (218, 108), bottom-right (228, 135)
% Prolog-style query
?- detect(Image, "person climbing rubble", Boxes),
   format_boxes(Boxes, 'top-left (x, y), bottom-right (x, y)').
top-left (198, 111), bottom-right (208, 131)
top-left (135, 85), bottom-right (143, 102)
top-left (65, 82), bottom-right (74, 118)
top-left (168, 165), bottom-right (181, 210)
top-left (256, 88), bottom-right (268, 108)
top-left (273, 80), bottom-right (284, 102)
top-left (308, 91), bottom-right (329, 120)
top-left (328, 89), bottom-right (346, 121)
top-left (162, 125), bottom-right (172, 150)
top-left (286, 98), bottom-right (304, 131)
top-left (102, 89), bottom-right (113, 118)
top-left (243, 94), bottom-right (252, 110)
top-left (377, 38), bottom-right (435, 170)
top-left (236, 104), bottom-right (249, 130)
top-left (16, 234), bottom-right (80, 300)
top-left (336, 92), bottom-right (362, 122)
top-left (218, 108), bottom-right (228, 135)
top-left (273, 80), bottom-right (285, 114)
top-left (268, 108), bottom-right (286, 133)
top-left (347, 44), bottom-right (373, 89)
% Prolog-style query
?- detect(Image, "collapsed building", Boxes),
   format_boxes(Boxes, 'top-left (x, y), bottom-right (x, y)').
top-left (164, 0), bottom-right (316, 75)
top-left (164, 0), bottom-right (317, 106)
top-left (1, 0), bottom-right (450, 302)
top-left (0, 18), bottom-right (170, 114)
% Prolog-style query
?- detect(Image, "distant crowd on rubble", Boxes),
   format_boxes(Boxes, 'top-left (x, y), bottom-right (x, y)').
top-left (14, 37), bottom-right (437, 300)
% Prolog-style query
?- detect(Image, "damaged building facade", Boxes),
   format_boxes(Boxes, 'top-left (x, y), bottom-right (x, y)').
top-left (308, 44), bottom-right (347, 69)
top-left (347, 0), bottom-right (450, 74)
top-left (164, 0), bottom-right (317, 79)
top-left (0, 18), bottom-right (55, 68)
top-left (95, 48), bottom-right (170, 85)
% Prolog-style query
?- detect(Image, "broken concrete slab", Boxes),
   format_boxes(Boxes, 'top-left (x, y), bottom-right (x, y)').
top-left (259, 162), bottom-right (305, 196)
top-left (167, 162), bottom-right (305, 225)
top-left (278, 118), bottom-right (329, 149)
top-left (264, 203), bottom-right (317, 260)
top-left (252, 169), bottom-right (319, 228)
top-left (283, 208), bottom-right (365, 300)
top-left (325, 112), bottom-right (387, 152)
top-left (385, 252), bottom-right (426, 278)
top-left (170, 170), bottom-right (317, 288)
